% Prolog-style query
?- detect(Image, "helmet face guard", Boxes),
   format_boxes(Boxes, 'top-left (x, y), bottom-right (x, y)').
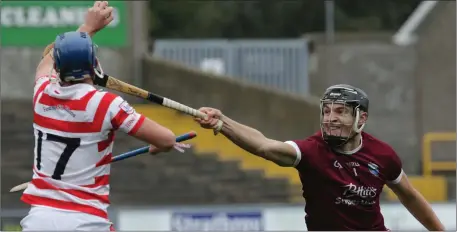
top-left (319, 85), bottom-right (369, 147)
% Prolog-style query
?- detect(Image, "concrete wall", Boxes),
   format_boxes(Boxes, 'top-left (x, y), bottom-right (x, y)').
top-left (415, 1), bottom-right (456, 163)
top-left (0, 48), bottom-right (131, 100)
top-left (309, 41), bottom-right (419, 173)
top-left (141, 56), bottom-right (321, 141)
top-left (305, 1), bottom-right (456, 173)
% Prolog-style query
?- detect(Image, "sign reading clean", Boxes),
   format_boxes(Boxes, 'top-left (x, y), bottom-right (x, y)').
top-left (1, 1), bottom-right (127, 47)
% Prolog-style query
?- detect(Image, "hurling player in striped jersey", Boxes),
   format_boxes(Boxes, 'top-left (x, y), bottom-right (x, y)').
top-left (20, 1), bottom-right (190, 231)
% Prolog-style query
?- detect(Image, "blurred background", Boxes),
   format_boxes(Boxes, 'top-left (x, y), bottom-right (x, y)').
top-left (1, 0), bottom-right (455, 230)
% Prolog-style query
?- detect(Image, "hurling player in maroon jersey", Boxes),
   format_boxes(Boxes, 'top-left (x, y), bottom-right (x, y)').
top-left (194, 84), bottom-right (444, 231)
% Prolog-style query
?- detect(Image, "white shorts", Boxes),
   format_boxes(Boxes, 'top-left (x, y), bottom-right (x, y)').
top-left (20, 206), bottom-right (114, 231)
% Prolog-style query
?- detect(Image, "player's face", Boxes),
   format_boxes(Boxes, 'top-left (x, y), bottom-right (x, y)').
top-left (322, 103), bottom-right (355, 137)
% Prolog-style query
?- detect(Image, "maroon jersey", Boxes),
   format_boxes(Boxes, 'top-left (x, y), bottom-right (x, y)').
top-left (285, 131), bottom-right (403, 231)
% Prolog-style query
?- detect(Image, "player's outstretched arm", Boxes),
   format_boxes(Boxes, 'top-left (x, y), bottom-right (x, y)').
top-left (387, 173), bottom-right (445, 231)
top-left (109, 96), bottom-right (186, 155)
top-left (131, 117), bottom-right (177, 153)
top-left (195, 107), bottom-right (298, 167)
top-left (35, 1), bottom-right (114, 80)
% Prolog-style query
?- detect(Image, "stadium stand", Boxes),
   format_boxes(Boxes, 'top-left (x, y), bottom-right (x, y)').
top-left (1, 101), bottom-right (292, 208)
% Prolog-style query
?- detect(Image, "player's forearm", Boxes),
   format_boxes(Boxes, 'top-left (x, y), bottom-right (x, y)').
top-left (399, 189), bottom-right (445, 231)
top-left (77, 24), bottom-right (96, 37)
top-left (219, 115), bottom-right (269, 157)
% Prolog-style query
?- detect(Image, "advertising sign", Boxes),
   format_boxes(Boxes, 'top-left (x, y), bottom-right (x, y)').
top-left (0, 1), bottom-right (128, 47)
top-left (170, 211), bottom-right (264, 231)
top-left (115, 203), bottom-right (456, 231)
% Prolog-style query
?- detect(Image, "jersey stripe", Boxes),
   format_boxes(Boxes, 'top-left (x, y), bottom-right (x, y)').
top-left (95, 153), bottom-right (113, 167)
top-left (39, 90), bottom-right (97, 110)
top-left (82, 175), bottom-right (110, 188)
top-left (33, 81), bottom-right (49, 107)
top-left (32, 166), bottom-right (109, 195)
top-left (34, 93), bottom-right (117, 133)
top-left (33, 166), bottom-right (48, 178)
top-left (111, 110), bottom-right (130, 130)
top-left (98, 132), bottom-right (115, 152)
top-left (285, 141), bottom-right (302, 167)
top-left (21, 194), bottom-right (108, 219)
top-left (128, 115), bottom-right (146, 135)
top-left (31, 178), bottom-right (110, 204)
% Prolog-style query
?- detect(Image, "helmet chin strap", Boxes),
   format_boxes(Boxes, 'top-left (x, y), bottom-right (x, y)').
top-left (93, 59), bottom-right (105, 79)
top-left (345, 108), bottom-right (364, 143)
top-left (93, 45), bottom-right (104, 79)
top-left (353, 108), bottom-right (365, 133)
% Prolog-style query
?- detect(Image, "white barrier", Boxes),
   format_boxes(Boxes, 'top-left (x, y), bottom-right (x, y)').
top-left (116, 203), bottom-right (456, 231)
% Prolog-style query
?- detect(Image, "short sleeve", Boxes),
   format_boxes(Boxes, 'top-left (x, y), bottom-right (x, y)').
top-left (109, 96), bottom-right (145, 135)
top-left (284, 138), bottom-right (314, 169)
top-left (385, 151), bottom-right (403, 185)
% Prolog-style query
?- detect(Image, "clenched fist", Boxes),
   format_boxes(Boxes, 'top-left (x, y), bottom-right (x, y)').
top-left (84, 1), bottom-right (114, 33)
top-left (194, 107), bottom-right (223, 129)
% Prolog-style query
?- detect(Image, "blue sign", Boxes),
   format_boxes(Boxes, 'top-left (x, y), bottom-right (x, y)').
top-left (170, 211), bottom-right (264, 231)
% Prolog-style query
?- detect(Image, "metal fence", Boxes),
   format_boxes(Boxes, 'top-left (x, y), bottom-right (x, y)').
top-left (152, 39), bottom-right (310, 97)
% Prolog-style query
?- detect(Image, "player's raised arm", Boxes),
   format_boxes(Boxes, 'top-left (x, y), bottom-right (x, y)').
top-left (195, 107), bottom-right (298, 167)
top-left (35, 1), bottom-right (114, 80)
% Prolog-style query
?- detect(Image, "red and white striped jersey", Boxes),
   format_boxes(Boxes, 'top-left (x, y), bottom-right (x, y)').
top-left (21, 75), bottom-right (145, 220)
